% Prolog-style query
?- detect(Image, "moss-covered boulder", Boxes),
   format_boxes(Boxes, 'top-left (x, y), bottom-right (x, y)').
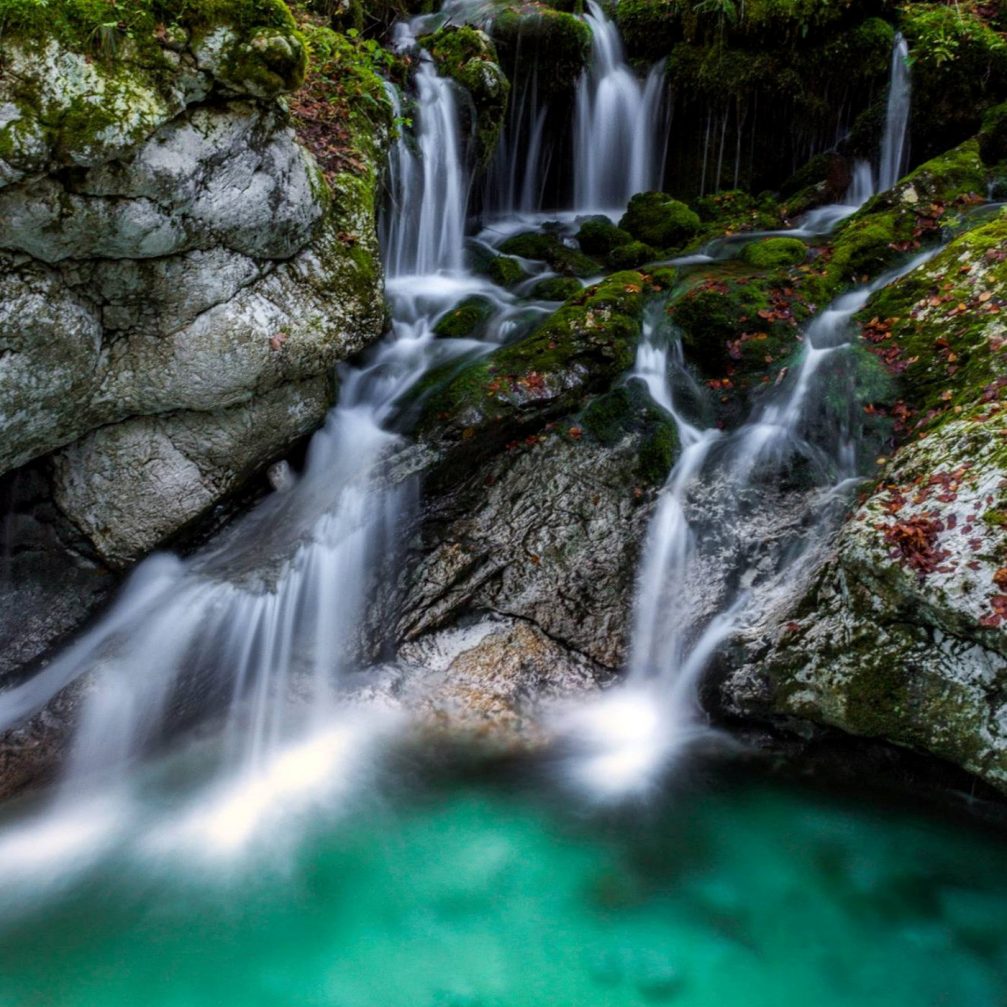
top-left (488, 5), bottom-right (591, 99)
top-left (821, 141), bottom-right (990, 291)
top-left (605, 241), bottom-right (656, 270)
top-left (723, 209), bottom-right (1007, 796)
top-left (740, 237), bottom-right (808, 269)
top-left (415, 271), bottom-right (653, 460)
top-left (620, 192), bottom-right (702, 251)
top-left (499, 230), bottom-right (598, 277)
top-left (575, 216), bottom-right (633, 257)
top-left (421, 25), bottom-right (510, 164)
top-left (433, 295), bottom-right (497, 339)
top-left (854, 210), bottom-right (1007, 437)
top-left (477, 252), bottom-right (527, 287)
top-left (692, 189), bottom-right (785, 237)
top-left (531, 276), bottom-right (583, 301)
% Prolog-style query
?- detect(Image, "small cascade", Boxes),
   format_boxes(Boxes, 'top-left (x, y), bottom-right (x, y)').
top-left (846, 159), bottom-right (875, 206)
top-left (484, 69), bottom-right (552, 215)
top-left (877, 33), bottom-right (911, 193)
top-left (566, 244), bottom-right (942, 797)
top-left (573, 0), bottom-right (667, 213)
top-left (383, 58), bottom-right (469, 276)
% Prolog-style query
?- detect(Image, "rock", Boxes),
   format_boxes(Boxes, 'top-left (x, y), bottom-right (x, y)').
top-left (739, 237), bottom-right (808, 270)
top-left (398, 428), bottom-right (660, 669)
top-left (620, 192), bottom-right (701, 252)
top-left (391, 616), bottom-right (612, 748)
top-left (722, 208), bottom-right (1007, 795)
top-left (0, 7), bottom-right (388, 566)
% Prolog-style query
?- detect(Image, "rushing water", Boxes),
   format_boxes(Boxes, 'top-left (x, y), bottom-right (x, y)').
top-left (877, 33), bottom-right (912, 194)
top-left (573, 0), bottom-right (667, 213)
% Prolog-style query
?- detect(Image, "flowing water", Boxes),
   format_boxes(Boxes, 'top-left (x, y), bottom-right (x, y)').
top-left (0, 9), bottom-right (1005, 1002)
top-left (573, 0), bottom-right (667, 213)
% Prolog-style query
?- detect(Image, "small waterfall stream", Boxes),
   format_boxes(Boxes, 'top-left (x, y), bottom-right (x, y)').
top-left (573, 0), bottom-right (667, 212)
top-left (878, 33), bottom-right (912, 193)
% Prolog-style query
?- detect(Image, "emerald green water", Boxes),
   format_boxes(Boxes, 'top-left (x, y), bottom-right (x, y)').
top-left (0, 767), bottom-right (1005, 1007)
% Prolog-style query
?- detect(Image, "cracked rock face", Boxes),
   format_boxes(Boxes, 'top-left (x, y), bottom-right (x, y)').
top-left (0, 26), bottom-right (383, 567)
top-left (398, 431), bottom-right (655, 670)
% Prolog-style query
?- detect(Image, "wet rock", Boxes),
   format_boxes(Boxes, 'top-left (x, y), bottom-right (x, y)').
top-left (399, 430), bottom-right (657, 669)
top-left (390, 616), bottom-right (611, 748)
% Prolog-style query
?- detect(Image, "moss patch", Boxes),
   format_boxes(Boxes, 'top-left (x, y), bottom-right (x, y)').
top-left (740, 236), bottom-right (808, 269)
top-left (620, 192), bottom-right (702, 251)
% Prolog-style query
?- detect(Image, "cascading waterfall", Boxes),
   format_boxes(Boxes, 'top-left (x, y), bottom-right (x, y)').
top-left (382, 58), bottom-right (469, 276)
top-left (877, 33), bottom-right (911, 193)
top-left (573, 0), bottom-right (667, 212)
top-left (0, 45), bottom-right (486, 866)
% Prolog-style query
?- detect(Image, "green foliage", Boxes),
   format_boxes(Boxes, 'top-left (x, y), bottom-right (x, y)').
top-left (979, 100), bottom-right (1007, 166)
top-left (901, 4), bottom-right (1007, 158)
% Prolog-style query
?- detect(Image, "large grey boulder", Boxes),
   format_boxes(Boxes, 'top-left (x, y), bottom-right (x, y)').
top-left (0, 11), bottom-right (386, 567)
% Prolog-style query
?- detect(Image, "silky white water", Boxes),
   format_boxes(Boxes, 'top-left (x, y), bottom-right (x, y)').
top-left (574, 0), bottom-right (667, 213)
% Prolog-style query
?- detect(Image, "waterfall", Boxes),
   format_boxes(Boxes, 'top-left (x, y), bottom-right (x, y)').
top-left (383, 58), bottom-right (469, 276)
top-left (573, 0), bottom-right (667, 212)
top-left (877, 33), bottom-right (911, 193)
top-left (0, 54), bottom-right (483, 857)
top-left (566, 241), bottom-right (942, 797)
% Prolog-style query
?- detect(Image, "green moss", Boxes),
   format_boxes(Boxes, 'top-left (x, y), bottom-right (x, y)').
top-left (606, 241), bottom-right (657, 270)
top-left (499, 231), bottom-right (597, 277)
top-left (416, 271), bottom-right (653, 455)
top-left (489, 6), bottom-right (590, 98)
top-left (576, 216), bottom-right (633, 257)
top-left (740, 236), bottom-right (808, 269)
top-left (620, 192), bottom-right (701, 251)
top-left (692, 189), bottom-right (784, 237)
top-left (484, 254), bottom-right (527, 287)
top-left (855, 210), bottom-right (1007, 438)
top-left (433, 295), bottom-right (496, 339)
top-left (421, 25), bottom-right (510, 165)
top-left (531, 276), bottom-right (583, 301)
top-left (0, 0), bottom-right (298, 61)
top-left (823, 141), bottom-right (990, 291)
top-left (578, 381), bottom-right (680, 485)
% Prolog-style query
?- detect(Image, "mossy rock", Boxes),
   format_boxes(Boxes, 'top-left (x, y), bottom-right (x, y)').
top-left (576, 216), bottom-right (633, 257)
top-left (489, 6), bottom-right (591, 98)
top-left (420, 25), bottom-right (510, 165)
top-left (482, 254), bottom-right (527, 288)
top-left (855, 209), bottom-right (1007, 439)
top-left (822, 141), bottom-right (990, 291)
top-left (433, 295), bottom-right (496, 339)
top-left (620, 192), bottom-right (701, 251)
top-left (499, 231), bottom-right (597, 277)
top-left (606, 241), bottom-right (657, 270)
top-left (415, 271), bottom-right (654, 460)
top-left (531, 276), bottom-right (583, 301)
top-left (740, 237), bottom-right (808, 270)
top-left (578, 381), bottom-right (680, 486)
